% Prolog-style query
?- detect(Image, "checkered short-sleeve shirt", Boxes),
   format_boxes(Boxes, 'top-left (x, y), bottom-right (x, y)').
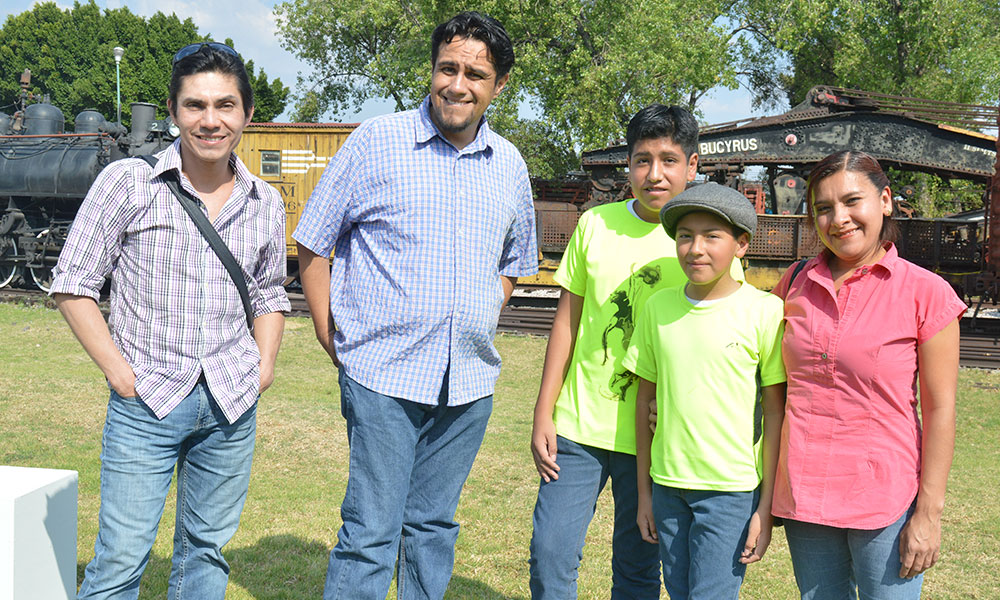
top-left (293, 98), bottom-right (538, 405)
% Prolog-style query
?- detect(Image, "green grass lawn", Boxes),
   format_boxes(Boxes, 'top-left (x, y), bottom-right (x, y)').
top-left (1, 301), bottom-right (998, 598)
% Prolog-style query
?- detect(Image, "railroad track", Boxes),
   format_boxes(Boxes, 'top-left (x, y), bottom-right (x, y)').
top-left (959, 329), bottom-right (1000, 369)
top-left (0, 288), bottom-right (57, 307)
top-left (498, 306), bottom-right (557, 335)
top-left (6, 288), bottom-right (1000, 369)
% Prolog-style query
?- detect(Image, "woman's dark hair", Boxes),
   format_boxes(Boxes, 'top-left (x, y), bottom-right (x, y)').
top-left (626, 104), bottom-right (699, 159)
top-left (806, 150), bottom-right (899, 243)
top-left (169, 43), bottom-right (254, 117)
top-left (431, 12), bottom-right (514, 79)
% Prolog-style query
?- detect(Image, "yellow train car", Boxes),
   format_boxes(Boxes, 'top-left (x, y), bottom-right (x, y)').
top-left (235, 122), bottom-right (357, 269)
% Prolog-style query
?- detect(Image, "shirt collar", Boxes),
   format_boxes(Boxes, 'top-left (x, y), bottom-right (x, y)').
top-left (416, 96), bottom-right (494, 156)
top-left (818, 241), bottom-right (898, 276)
top-left (228, 148), bottom-right (259, 199)
top-left (151, 140), bottom-right (184, 177)
top-left (875, 242), bottom-right (900, 275)
top-left (155, 139), bottom-right (259, 199)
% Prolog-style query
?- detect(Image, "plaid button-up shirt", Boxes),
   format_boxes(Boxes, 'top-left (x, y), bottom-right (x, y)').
top-left (293, 97), bottom-right (538, 406)
top-left (51, 141), bottom-right (290, 423)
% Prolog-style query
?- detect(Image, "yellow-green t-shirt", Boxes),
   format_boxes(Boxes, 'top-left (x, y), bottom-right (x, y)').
top-left (552, 201), bottom-right (744, 454)
top-left (623, 284), bottom-right (786, 491)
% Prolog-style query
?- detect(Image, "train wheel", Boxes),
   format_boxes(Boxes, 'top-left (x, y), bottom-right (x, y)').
top-left (30, 265), bottom-right (53, 292)
top-left (0, 235), bottom-right (19, 288)
top-left (30, 230), bottom-right (54, 293)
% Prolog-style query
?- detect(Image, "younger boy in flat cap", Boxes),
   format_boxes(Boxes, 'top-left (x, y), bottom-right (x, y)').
top-left (623, 182), bottom-right (787, 599)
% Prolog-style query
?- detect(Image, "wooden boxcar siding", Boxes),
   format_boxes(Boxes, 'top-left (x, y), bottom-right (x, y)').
top-left (235, 124), bottom-right (357, 258)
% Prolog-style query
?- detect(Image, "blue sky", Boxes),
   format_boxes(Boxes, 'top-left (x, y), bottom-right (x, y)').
top-left (1, 0), bottom-right (773, 125)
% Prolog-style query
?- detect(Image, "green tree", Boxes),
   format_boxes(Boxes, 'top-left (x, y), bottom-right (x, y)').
top-left (274, 0), bottom-right (999, 176)
top-left (734, 0), bottom-right (1000, 109)
top-left (274, 0), bottom-right (429, 120)
top-left (731, 0), bottom-right (1000, 216)
top-left (508, 0), bottom-right (739, 149)
top-left (290, 90), bottom-right (323, 123)
top-left (493, 118), bottom-right (580, 179)
top-left (0, 1), bottom-right (289, 125)
top-left (274, 0), bottom-right (742, 169)
top-left (245, 59), bottom-right (290, 122)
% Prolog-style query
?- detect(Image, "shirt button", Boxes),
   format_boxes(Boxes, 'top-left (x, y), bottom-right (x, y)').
top-left (821, 352), bottom-right (828, 359)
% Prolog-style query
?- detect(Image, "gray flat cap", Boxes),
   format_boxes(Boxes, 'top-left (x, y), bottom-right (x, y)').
top-left (659, 182), bottom-right (757, 240)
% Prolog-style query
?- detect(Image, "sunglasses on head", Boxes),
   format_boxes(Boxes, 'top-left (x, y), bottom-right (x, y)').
top-left (172, 42), bottom-right (239, 65)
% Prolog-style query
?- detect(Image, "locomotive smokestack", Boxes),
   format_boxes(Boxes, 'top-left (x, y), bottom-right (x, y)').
top-left (128, 102), bottom-right (157, 145)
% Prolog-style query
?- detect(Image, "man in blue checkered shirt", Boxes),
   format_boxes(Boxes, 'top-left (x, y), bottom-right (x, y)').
top-left (294, 11), bottom-right (537, 600)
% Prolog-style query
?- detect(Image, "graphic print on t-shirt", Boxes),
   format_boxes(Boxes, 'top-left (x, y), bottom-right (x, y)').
top-left (602, 264), bottom-right (662, 402)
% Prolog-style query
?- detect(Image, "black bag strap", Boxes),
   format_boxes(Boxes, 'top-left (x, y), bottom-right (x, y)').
top-left (139, 155), bottom-right (255, 331)
top-left (789, 258), bottom-right (809, 286)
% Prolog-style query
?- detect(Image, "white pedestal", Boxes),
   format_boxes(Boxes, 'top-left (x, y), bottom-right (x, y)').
top-left (0, 466), bottom-right (78, 600)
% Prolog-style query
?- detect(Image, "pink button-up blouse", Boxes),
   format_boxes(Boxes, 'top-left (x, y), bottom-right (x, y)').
top-left (772, 244), bottom-right (966, 529)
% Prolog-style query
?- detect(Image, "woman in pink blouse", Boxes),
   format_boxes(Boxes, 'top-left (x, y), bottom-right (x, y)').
top-left (772, 150), bottom-right (966, 599)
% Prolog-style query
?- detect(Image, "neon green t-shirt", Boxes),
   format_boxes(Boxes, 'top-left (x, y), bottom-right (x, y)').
top-left (623, 283), bottom-right (785, 491)
top-left (551, 201), bottom-right (744, 454)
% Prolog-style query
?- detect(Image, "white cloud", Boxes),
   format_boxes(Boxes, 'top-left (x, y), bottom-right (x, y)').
top-left (1, 0), bottom-right (68, 21)
top-left (39, 0), bottom-right (73, 10)
top-left (129, 0), bottom-right (216, 29)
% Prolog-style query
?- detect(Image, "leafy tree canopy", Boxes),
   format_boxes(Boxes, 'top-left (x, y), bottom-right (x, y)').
top-left (274, 0), bottom-right (743, 169)
top-left (730, 0), bottom-right (1000, 217)
top-left (733, 0), bottom-right (1000, 110)
top-left (275, 0), bottom-right (999, 178)
top-left (0, 1), bottom-right (289, 125)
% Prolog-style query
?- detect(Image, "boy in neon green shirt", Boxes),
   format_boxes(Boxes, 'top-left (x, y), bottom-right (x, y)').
top-left (528, 105), bottom-right (743, 598)
top-left (624, 182), bottom-right (786, 599)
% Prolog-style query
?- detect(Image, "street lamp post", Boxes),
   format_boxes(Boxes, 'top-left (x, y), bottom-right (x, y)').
top-left (113, 46), bottom-right (124, 124)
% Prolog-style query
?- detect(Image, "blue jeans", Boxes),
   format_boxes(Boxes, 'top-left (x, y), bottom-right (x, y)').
top-left (784, 504), bottom-right (923, 600)
top-left (651, 484), bottom-right (759, 600)
top-left (528, 436), bottom-right (660, 599)
top-left (324, 371), bottom-right (492, 600)
top-left (77, 384), bottom-right (256, 600)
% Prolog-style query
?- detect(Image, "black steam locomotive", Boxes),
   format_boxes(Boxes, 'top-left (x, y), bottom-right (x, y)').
top-left (0, 99), bottom-right (177, 290)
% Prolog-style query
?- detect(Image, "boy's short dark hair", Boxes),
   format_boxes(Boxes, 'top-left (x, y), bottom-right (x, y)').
top-left (169, 43), bottom-right (254, 117)
top-left (431, 12), bottom-right (514, 79)
top-left (626, 104), bottom-right (699, 159)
